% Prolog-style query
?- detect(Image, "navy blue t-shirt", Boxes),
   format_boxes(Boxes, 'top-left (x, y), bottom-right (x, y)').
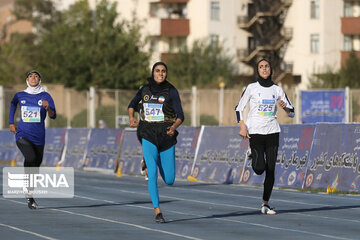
top-left (9, 91), bottom-right (56, 145)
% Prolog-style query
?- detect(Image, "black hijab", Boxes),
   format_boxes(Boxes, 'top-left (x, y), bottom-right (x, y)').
top-left (256, 58), bottom-right (274, 87)
top-left (147, 62), bottom-right (171, 93)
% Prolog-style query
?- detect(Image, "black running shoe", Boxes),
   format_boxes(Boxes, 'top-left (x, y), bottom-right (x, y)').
top-left (141, 158), bottom-right (147, 174)
top-left (27, 198), bottom-right (37, 209)
top-left (155, 213), bottom-right (165, 223)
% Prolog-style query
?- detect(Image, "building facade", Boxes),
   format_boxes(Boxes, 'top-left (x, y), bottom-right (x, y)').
top-left (2, 0), bottom-right (360, 89)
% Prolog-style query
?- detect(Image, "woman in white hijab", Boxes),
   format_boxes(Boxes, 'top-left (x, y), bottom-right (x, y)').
top-left (9, 70), bottom-right (57, 209)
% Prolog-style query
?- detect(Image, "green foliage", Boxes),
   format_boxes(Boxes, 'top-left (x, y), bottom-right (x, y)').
top-left (339, 51), bottom-right (360, 88)
top-left (13, 0), bottom-right (61, 33)
top-left (182, 112), bottom-right (191, 126)
top-left (0, 34), bottom-right (36, 86)
top-left (167, 39), bottom-right (237, 89)
top-left (36, 0), bottom-right (150, 90)
top-left (49, 114), bottom-right (67, 128)
top-left (179, 112), bottom-right (218, 126)
top-left (71, 109), bottom-right (87, 128)
top-left (70, 105), bottom-right (129, 128)
top-left (200, 114), bottom-right (218, 126)
top-left (1, 0), bottom-right (150, 90)
top-left (309, 51), bottom-right (360, 89)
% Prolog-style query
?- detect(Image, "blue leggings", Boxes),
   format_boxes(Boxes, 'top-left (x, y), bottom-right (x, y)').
top-left (142, 138), bottom-right (175, 208)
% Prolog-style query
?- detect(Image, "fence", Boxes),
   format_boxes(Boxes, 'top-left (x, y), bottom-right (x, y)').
top-left (1, 84), bottom-right (359, 129)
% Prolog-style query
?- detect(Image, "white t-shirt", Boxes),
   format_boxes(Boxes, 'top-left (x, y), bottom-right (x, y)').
top-left (235, 82), bottom-right (294, 135)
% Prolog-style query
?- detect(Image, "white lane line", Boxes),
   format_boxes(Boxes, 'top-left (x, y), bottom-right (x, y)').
top-left (79, 183), bottom-right (360, 221)
top-left (72, 194), bottom-right (353, 240)
top-left (0, 222), bottom-right (57, 240)
top-left (0, 198), bottom-right (203, 240)
top-left (75, 175), bottom-right (360, 203)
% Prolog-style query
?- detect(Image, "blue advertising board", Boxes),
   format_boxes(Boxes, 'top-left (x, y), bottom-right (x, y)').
top-left (190, 126), bottom-right (249, 184)
top-left (301, 90), bottom-right (345, 123)
top-left (303, 123), bottom-right (360, 193)
top-left (118, 128), bottom-right (142, 175)
top-left (62, 128), bottom-right (91, 169)
top-left (0, 130), bottom-right (21, 164)
top-left (175, 126), bottom-right (201, 179)
top-left (240, 124), bottom-right (316, 188)
top-left (42, 128), bottom-right (66, 166)
top-left (83, 128), bottom-right (123, 173)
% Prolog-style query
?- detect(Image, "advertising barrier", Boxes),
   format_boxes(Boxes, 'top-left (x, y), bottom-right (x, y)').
top-left (190, 126), bottom-right (249, 183)
top-left (0, 130), bottom-right (21, 164)
top-left (175, 126), bottom-right (201, 179)
top-left (42, 128), bottom-right (66, 167)
top-left (61, 128), bottom-right (91, 169)
top-left (83, 128), bottom-right (123, 173)
top-left (303, 123), bottom-right (360, 193)
top-left (118, 128), bottom-right (142, 175)
top-left (301, 90), bottom-right (345, 123)
top-left (240, 124), bottom-right (316, 188)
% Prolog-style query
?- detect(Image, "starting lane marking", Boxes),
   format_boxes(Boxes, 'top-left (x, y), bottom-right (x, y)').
top-left (0, 222), bottom-right (57, 240)
top-left (72, 187), bottom-right (357, 240)
top-left (0, 198), bottom-right (203, 240)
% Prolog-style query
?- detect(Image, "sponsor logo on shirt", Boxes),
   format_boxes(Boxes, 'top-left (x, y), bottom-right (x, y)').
top-left (21, 100), bottom-right (26, 104)
top-left (150, 95), bottom-right (158, 100)
top-left (143, 95), bottom-right (149, 101)
top-left (38, 100), bottom-right (42, 106)
top-left (262, 99), bottom-right (275, 104)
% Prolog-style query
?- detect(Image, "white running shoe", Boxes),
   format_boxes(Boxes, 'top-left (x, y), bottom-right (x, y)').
top-left (261, 204), bottom-right (276, 215)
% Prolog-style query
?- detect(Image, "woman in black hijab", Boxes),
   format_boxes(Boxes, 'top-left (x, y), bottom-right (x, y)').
top-left (128, 62), bottom-right (184, 223)
top-left (235, 58), bottom-right (295, 215)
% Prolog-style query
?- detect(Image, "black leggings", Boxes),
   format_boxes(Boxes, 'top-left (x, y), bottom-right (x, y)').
top-left (16, 138), bottom-right (44, 168)
top-left (249, 133), bottom-right (279, 202)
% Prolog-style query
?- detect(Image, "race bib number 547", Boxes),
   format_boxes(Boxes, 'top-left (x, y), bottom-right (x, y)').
top-left (143, 103), bottom-right (164, 122)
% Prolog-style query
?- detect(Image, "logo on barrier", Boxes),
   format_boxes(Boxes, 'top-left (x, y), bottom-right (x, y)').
top-left (181, 165), bottom-right (189, 177)
top-left (287, 171), bottom-right (296, 186)
top-left (305, 173), bottom-right (313, 187)
top-left (3, 167), bottom-right (74, 198)
top-left (243, 169), bottom-right (250, 183)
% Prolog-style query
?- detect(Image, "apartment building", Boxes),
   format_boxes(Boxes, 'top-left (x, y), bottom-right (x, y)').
top-left (0, 0), bottom-right (33, 43)
top-left (341, 0), bottom-right (360, 65)
top-left (106, 0), bottom-right (252, 76)
top-left (2, 0), bottom-right (360, 90)
top-left (284, 0), bottom-right (343, 89)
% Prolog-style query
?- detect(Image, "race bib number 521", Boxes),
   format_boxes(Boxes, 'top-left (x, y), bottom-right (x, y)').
top-left (21, 106), bottom-right (41, 123)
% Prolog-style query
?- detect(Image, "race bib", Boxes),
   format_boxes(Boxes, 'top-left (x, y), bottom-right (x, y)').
top-left (21, 106), bottom-right (41, 123)
top-left (258, 99), bottom-right (276, 116)
top-left (143, 103), bottom-right (164, 122)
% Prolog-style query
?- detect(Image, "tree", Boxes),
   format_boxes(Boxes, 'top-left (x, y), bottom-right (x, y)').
top-left (339, 51), bottom-right (360, 88)
top-left (0, 0), bottom-right (150, 90)
top-left (34, 0), bottom-right (150, 90)
top-left (166, 39), bottom-right (237, 89)
top-left (309, 51), bottom-right (360, 89)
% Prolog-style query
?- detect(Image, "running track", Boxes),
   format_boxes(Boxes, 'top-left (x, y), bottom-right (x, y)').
top-left (1, 164), bottom-right (359, 240)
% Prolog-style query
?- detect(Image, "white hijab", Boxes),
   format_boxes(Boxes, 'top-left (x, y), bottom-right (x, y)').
top-left (24, 74), bottom-right (45, 95)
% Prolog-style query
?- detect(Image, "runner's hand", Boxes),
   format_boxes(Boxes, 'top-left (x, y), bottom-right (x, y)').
top-left (166, 126), bottom-right (175, 136)
top-left (239, 127), bottom-right (249, 139)
top-left (9, 124), bottom-right (17, 134)
top-left (42, 99), bottom-right (49, 111)
top-left (277, 97), bottom-right (286, 109)
top-left (129, 118), bottom-right (138, 128)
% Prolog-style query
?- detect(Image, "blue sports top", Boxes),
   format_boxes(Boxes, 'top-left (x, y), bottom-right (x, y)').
top-left (9, 91), bottom-right (56, 145)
